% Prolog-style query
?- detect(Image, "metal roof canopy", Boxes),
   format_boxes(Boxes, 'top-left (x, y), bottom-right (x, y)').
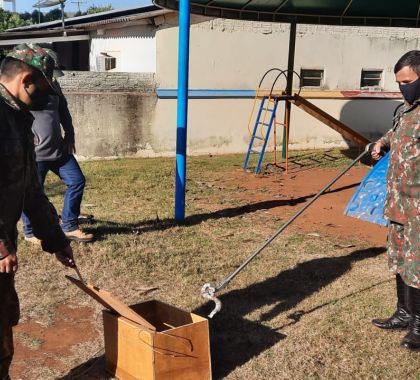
top-left (8, 5), bottom-right (164, 32)
top-left (154, 0), bottom-right (417, 221)
top-left (155, 0), bottom-right (420, 27)
top-left (0, 34), bottom-right (89, 46)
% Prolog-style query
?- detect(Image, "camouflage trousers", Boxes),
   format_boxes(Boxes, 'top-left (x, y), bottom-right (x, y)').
top-left (388, 221), bottom-right (420, 288)
top-left (0, 274), bottom-right (20, 379)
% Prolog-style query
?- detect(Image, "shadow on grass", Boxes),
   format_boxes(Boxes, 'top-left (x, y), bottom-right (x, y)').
top-left (91, 182), bottom-right (360, 240)
top-left (263, 147), bottom-right (374, 175)
top-left (57, 247), bottom-right (386, 379)
top-left (193, 246), bottom-right (386, 379)
top-left (55, 355), bottom-right (111, 380)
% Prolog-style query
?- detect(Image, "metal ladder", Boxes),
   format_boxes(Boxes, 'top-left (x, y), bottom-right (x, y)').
top-left (243, 96), bottom-right (279, 173)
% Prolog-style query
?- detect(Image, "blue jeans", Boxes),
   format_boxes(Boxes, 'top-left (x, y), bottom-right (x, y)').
top-left (22, 155), bottom-right (85, 235)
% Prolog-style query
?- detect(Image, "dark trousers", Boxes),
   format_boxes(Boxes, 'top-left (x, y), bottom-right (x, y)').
top-left (22, 154), bottom-right (85, 235)
top-left (0, 274), bottom-right (19, 379)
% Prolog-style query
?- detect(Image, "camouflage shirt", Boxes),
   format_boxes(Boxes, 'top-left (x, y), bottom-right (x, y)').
top-left (379, 101), bottom-right (420, 224)
top-left (0, 83), bottom-right (68, 254)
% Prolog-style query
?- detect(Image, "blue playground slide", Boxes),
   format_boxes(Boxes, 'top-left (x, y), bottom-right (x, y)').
top-left (344, 153), bottom-right (389, 227)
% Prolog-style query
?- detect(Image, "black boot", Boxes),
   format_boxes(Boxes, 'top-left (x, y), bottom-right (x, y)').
top-left (401, 286), bottom-right (420, 351)
top-left (372, 274), bottom-right (411, 330)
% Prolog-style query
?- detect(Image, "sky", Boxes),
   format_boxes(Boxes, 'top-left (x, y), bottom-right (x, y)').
top-left (4, 0), bottom-right (152, 14)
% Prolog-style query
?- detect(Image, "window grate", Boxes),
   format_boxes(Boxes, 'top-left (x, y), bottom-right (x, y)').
top-left (300, 69), bottom-right (324, 88)
top-left (361, 69), bottom-right (382, 89)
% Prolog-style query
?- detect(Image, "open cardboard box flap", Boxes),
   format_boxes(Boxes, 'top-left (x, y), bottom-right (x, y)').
top-left (66, 275), bottom-right (156, 331)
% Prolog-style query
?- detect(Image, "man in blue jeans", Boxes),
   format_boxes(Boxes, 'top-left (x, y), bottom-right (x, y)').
top-left (22, 50), bottom-right (93, 243)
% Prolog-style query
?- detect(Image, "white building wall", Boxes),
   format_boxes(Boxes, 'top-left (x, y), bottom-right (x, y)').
top-left (90, 24), bottom-right (156, 73)
top-left (150, 15), bottom-right (420, 154)
top-left (157, 14), bottom-right (420, 91)
top-left (73, 14), bottom-right (420, 156)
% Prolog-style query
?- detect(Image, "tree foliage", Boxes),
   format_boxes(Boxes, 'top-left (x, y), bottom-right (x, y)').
top-left (0, 9), bottom-right (30, 32)
top-left (44, 8), bottom-right (66, 22)
top-left (30, 10), bottom-right (45, 24)
top-left (86, 5), bottom-right (113, 14)
top-left (0, 3), bottom-right (113, 31)
top-left (73, 4), bottom-right (113, 16)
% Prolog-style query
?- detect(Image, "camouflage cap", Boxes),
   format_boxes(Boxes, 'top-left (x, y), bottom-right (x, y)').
top-left (6, 43), bottom-right (57, 93)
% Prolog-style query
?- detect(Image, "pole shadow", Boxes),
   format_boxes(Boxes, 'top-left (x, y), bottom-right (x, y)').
top-left (90, 181), bottom-right (360, 240)
top-left (55, 355), bottom-right (110, 380)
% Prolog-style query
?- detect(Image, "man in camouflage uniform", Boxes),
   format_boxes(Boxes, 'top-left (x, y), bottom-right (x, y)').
top-left (0, 44), bottom-right (76, 379)
top-left (371, 50), bottom-right (420, 351)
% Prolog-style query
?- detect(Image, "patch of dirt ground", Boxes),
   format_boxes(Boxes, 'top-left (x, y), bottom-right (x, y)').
top-left (11, 304), bottom-right (99, 379)
top-left (224, 165), bottom-right (387, 246)
top-left (10, 163), bottom-right (388, 379)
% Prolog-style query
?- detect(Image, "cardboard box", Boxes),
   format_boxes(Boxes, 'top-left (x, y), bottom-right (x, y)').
top-left (103, 301), bottom-right (211, 380)
top-left (66, 276), bottom-right (211, 380)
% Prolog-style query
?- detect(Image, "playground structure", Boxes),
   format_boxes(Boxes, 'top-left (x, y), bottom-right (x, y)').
top-left (244, 68), bottom-right (371, 174)
top-left (153, 0), bottom-right (416, 221)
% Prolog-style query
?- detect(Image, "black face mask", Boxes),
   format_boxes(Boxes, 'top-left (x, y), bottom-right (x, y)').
top-left (399, 77), bottom-right (420, 105)
top-left (25, 85), bottom-right (50, 111)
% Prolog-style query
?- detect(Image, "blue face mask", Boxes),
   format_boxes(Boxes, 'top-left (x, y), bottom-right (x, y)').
top-left (399, 77), bottom-right (420, 105)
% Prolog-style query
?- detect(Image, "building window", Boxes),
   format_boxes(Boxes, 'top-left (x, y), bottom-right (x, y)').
top-left (360, 69), bottom-right (383, 89)
top-left (300, 69), bottom-right (324, 88)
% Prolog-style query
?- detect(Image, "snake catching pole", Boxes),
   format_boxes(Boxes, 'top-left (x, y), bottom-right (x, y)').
top-left (201, 143), bottom-right (374, 318)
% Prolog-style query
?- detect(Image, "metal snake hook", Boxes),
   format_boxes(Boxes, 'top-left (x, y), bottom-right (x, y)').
top-left (200, 143), bottom-right (376, 320)
top-left (201, 283), bottom-right (222, 318)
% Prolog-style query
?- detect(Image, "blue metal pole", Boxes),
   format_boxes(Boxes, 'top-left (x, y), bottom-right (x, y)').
top-left (175, 0), bottom-right (191, 221)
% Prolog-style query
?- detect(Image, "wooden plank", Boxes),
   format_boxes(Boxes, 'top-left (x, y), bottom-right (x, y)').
top-left (66, 276), bottom-right (156, 331)
top-left (292, 94), bottom-right (370, 147)
top-left (256, 89), bottom-right (402, 100)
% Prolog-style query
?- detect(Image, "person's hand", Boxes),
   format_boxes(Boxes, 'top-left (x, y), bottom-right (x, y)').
top-left (0, 253), bottom-right (18, 274)
top-left (0, 242), bottom-right (18, 273)
top-left (371, 141), bottom-right (384, 161)
top-left (55, 245), bottom-right (76, 268)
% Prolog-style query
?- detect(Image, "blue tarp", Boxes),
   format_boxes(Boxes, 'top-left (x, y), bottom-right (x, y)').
top-left (345, 153), bottom-right (389, 226)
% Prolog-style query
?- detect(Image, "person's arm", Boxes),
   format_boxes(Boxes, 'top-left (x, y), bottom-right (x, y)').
top-left (0, 241), bottom-right (17, 274)
top-left (371, 128), bottom-right (393, 161)
top-left (59, 95), bottom-right (74, 143)
top-left (0, 223), bottom-right (17, 273)
top-left (0, 220), bottom-right (15, 259)
top-left (373, 103), bottom-right (404, 160)
top-left (378, 128), bottom-right (393, 149)
top-left (57, 84), bottom-right (75, 154)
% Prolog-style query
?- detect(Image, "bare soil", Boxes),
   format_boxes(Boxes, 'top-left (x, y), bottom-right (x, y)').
top-left (11, 304), bottom-right (98, 379)
top-left (225, 165), bottom-right (387, 246)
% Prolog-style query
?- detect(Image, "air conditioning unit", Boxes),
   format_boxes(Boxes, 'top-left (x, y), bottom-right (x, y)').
top-left (96, 53), bottom-right (116, 71)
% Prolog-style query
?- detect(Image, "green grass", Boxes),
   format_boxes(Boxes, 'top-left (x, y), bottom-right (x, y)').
top-left (14, 332), bottom-right (44, 350)
top-left (13, 149), bottom-right (420, 379)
